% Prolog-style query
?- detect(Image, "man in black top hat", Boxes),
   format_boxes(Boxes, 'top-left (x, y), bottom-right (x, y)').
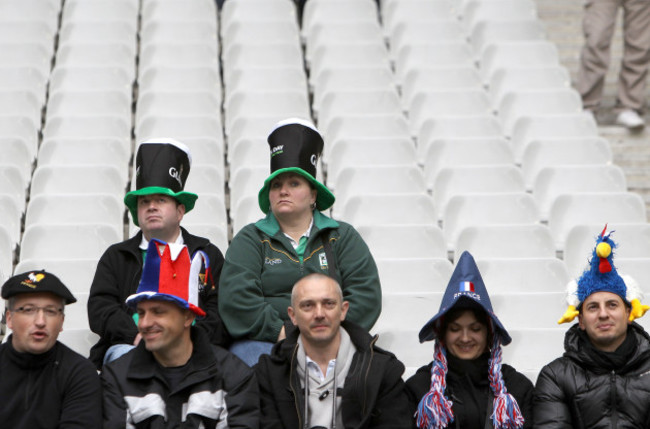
top-left (0, 270), bottom-right (102, 428)
top-left (87, 138), bottom-right (230, 369)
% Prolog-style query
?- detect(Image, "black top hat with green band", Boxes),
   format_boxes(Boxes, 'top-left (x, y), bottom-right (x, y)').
top-left (124, 139), bottom-right (198, 226)
top-left (258, 118), bottom-right (335, 214)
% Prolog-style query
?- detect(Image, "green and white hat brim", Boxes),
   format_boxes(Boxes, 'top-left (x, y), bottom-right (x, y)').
top-left (124, 186), bottom-right (198, 227)
top-left (258, 167), bottom-right (335, 214)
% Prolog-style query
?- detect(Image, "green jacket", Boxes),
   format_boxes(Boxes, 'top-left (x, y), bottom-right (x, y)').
top-left (219, 211), bottom-right (382, 342)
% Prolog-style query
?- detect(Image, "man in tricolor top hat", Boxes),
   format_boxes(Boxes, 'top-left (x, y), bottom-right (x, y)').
top-left (0, 270), bottom-right (102, 428)
top-left (102, 239), bottom-right (259, 428)
top-left (534, 225), bottom-right (650, 428)
top-left (88, 138), bottom-right (229, 369)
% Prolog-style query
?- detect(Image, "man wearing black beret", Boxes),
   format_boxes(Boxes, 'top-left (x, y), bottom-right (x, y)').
top-left (0, 270), bottom-right (102, 428)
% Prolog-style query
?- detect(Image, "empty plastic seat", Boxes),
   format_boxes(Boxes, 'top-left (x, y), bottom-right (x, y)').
top-left (0, 138), bottom-right (32, 182)
top-left (231, 195), bottom-right (265, 236)
top-left (373, 292), bottom-right (442, 332)
top-left (56, 43), bottom-right (136, 82)
top-left (487, 66), bottom-right (571, 109)
top-left (25, 194), bottom-right (123, 237)
top-left (416, 115), bottom-right (504, 163)
top-left (0, 0), bottom-right (60, 36)
top-left (141, 0), bottom-right (217, 29)
top-left (479, 41), bottom-right (560, 83)
top-left (42, 115), bottom-right (131, 143)
top-left (462, 0), bottom-right (538, 31)
top-left (224, 90), bottom-right (310, 132)
top-left (135, 115), bottom-right (224, 146)
top-left (182, 194), bottom-right (228, 233)
top-left (302, 0), bottom-right (379, 40)
top-left (422, 138), bottom-right (514, 187)
top-left (312, 66), bottom-right (396, 115)
top-left (0, 225), bottom-right (13, 281)
top-left (491, 292), bottom-right (564, 329)
top-left (389, 21), bottom-right (464, 59)
top-left (521, 138), bottom-right (613, 190)
top-left (182, 223), bottom-right (229, 253)
top-left (138, 66), bottom-right (221, 97)
top-left (14, 258), bottom-right (98, 294)
top-left (502, 328), bottom-right (566, 380)
top-left (222, 21), bottom-right (300, 48)
top-left (47, 90), bottom-right (131, 119)
top-left (0, 165), bottom-right (28, 213)
top-left (374, 328), bottom-right (433, 370)
top-left (563, 223), bottom-right (650, 277)
top-left (333, 165), bottom-right (427, 205)
top-left (38, 137), bottom-right (130, 179)
top-left (408, 89), bottom-right (493, 136)
top-left (30, 165), bottom-right (126, 198)
top-left (0, 67), bottom-right (48, 108)
top-left (432, 165), bottom-right (526, 220)
top-left (184, 165), bottom-right (225, 200)
top-left (0, 43), bottom-right (52, 80)
top-left (139, 43), bottom-right (217, 78)
top-left (141, 21), bottom-right (217, 45)
top-left (0, 90), bottom-right (41, 129)
top-left (222, 43), bottom-right (303, 84)
top-left (309, 42), bottom-right (391, 86)
top-left (357, 224), bottom-right (448, 259)
top-left (469, 19), bottom-right (545, 57)
top-left (548, 193), bottom-right (647, 250)
top-left (62, 0), bottom-right (139, 31)
top-left (229, 166), bottom-right (268, 206)
top-left (497, 89), bottom-right (584, 137)
top-left (382, 0), bottom-right (456, 37)
top-left (334, 193), bottom-right (436, 227)
top-left (221, 0), bottom-right (297, 25)
top-left (442, 192), bottom-right (541, 250)
top-left (49, 66), bottom-right (132, 96)
top-left (171, 137), bottom-right (224, 168)
top-left (510, 113), bottom-right (598, 162)
top-left (455, 224), bottom-right (556, 259)
top-left (476, 257), bottom-right (569, 293)
top-left (58, 21), bottom-right (137, 54)
top-left (533, 165), bottom-right (627, 220)
top-left (306, 21), bottom-right (384, 64)
top-left (395, 42), bottom-right (475, 85)
top-left (0, 194), bottom-right (21, 246)
top-left (226, 67), bottom-right (307, 103)
top-left (325, 138), bottom-right (417, 189)
top-left (401, 66), bottom-right (483, 110)
top-left (376, 257), bottom-right (453, 294)
top-left (57, 330), bottom-right (100, 358)
top-left (0, 116), bottom-right (39, 159)
top-left (616, 258), bottom-right (650, 295)
top-left (317, 89), bottom-right (402, 131)
top-left (20, 224), bottom-right (122, 261)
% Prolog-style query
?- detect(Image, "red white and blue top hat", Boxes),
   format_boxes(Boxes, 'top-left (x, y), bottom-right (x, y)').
top-left (126, 239), bottom-right (208, 317)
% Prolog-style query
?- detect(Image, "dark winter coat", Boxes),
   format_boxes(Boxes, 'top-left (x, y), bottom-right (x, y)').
top-left (254, 321), bottom-right (412, 429)
top-left (101, 328), bottom-right (259, 428)
top-left (88, 228), bottom-right (229, 368)
top-left (405, 352), bottom-right (534, 429)
top-left (0, 337), bottom-right (102, 428)
top-left (533, 322), bottom-right (650, 429)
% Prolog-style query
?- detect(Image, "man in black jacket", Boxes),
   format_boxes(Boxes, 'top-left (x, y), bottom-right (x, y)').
top-left (255, 273), bottom-right (411, 428)
top-left (0, 270), bottom-right (102, 428)
top-left (102, 239), bottom-right (259, 428)
top-left (88, 138), bottom-right (229, 368)
top-left (534, 227), bottom-right (650, 428)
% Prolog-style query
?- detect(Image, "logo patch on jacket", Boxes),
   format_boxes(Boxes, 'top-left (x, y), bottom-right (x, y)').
top-left (319, 253), bottom-right (328, 270)
top-left (265, 257), bottom-right (282, 266)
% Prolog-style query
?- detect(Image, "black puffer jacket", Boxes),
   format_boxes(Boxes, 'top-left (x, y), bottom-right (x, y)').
top-left (406, 352), bottom-right (534, 429)
top-left (534, 323), bottom-right (650, 428)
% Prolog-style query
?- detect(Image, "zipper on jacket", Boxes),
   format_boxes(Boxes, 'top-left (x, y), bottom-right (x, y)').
top-left (610, 370), bottom-right (617, 428)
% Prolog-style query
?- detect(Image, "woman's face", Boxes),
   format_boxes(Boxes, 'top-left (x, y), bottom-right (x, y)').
top-left (269, 173), bottom-right (317, 220)
top-left (443, 310), bottom-right (488, 360)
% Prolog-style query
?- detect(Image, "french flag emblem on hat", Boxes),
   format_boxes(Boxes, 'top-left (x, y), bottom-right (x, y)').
top-left (126, 239), bottom-right (208, 317)
top-left (459, 281), bottom-right (475, 292)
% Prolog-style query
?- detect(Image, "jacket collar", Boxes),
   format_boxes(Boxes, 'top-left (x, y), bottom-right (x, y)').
top-left (116, 227), bottom-right (210, 259)
top-left (255, 211), bottom-right (339, 237)
top-left (126, 328), bottom-right (217, 391)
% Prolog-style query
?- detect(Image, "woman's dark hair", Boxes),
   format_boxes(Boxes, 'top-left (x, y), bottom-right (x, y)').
top-left (439, 304), bottom-right (493, 346)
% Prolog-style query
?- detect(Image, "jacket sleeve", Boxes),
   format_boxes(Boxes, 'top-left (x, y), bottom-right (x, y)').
top-left (193, 241), bottom-right (231, 347)
top-left (220, 351), bottom-right (261, 429)
top-left (101, 364), bottom-right (131, 429)
top-left (255, 358), bottom-right (286, 429)
top-left (88, 247), bottom-right (139, 346)
top-left (333, 223), bottom-right (382, 331)
top-left (532, 362), bottom-right (574, 429)
top-left (369, 355), bottom-right (413, 429)
top-left (219, 226), bottom-right (285, 342)
top-left (59, 357), bottom-right (103, 429)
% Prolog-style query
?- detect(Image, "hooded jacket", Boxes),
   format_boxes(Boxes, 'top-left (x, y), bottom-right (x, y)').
top-left (101, 328), bottom-right (259, 428)
top-left (219, 211), bottom-right (381, 342)
top-left (88, 227), bottom-right (229, 368)
top-left (533, 322), bottom-right (650, 428)
top-left (0, 337), bottom-right (102, 428)
top-left (254, 321), bottom-right (412, 429)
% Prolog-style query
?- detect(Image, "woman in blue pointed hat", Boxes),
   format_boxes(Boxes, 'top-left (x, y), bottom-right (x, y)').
top-left (219, 118), bottom-right (382, 366)
top-left (406, 251), bottom-right (534, 429)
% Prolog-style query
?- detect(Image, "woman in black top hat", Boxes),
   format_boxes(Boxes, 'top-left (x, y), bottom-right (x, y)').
top-left (405, 251), bottom-right (534, 429)
top-left (219, 118), bottom-right (382, 366)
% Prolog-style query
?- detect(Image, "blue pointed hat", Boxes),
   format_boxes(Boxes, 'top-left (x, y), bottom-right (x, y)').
top-left (419, 251), bottom-right (511, 345)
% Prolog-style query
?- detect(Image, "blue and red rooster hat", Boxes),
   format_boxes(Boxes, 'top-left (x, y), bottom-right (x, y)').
top-left (558, 224), bottom-right (649, 324)
top-left (126, 239), bottom-right (209, 317)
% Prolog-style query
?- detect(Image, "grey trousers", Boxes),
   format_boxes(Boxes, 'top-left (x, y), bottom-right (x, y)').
top-left (576, 0), bottom-right (650, 112)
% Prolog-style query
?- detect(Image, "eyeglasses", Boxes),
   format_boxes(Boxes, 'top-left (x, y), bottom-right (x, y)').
top-left (12, 305), bottom-right (63, 318)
